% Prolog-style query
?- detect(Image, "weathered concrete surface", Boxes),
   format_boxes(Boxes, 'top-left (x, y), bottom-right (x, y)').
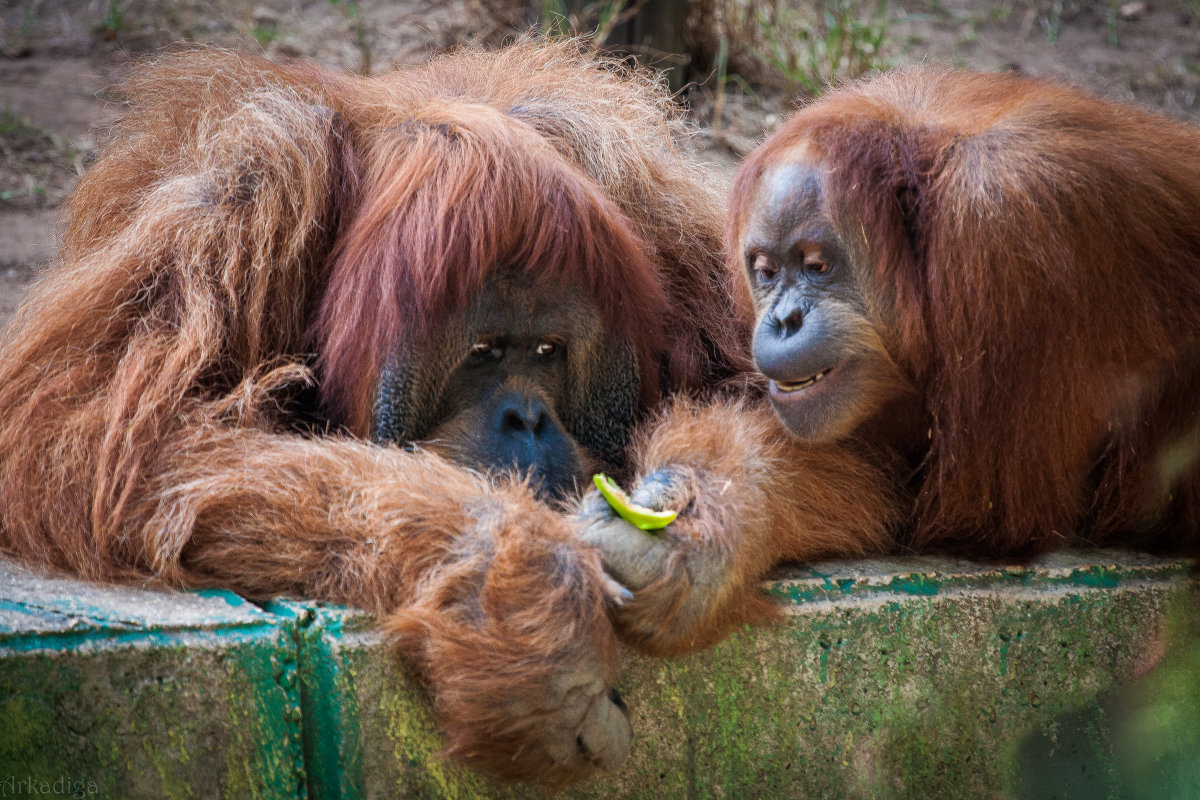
top-left (2, 552), bottom-right (1195, 799)
top-left (0, 563), bottom-right (305, 799)
top-left (273, 550), bottom-right (1197, 800)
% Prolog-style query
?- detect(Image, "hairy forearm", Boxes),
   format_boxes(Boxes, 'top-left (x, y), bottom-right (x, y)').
top-left (113, 424), bottom-right (631, 781)
top-left (586, 396), bottom-right (904, 655)
top-left (635, 396), bottom-right (901, 563)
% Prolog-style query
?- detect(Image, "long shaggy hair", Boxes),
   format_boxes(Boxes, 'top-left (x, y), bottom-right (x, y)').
top-left (0, 40), bottom-right (752, 783)
top-left (730, 66), bottom-right (1200, 553)
top-left (0, 40), bottom-right (750, 579)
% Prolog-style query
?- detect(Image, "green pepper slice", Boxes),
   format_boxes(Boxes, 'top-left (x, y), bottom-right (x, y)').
top-left (592, 473), bottom-right (677, 531)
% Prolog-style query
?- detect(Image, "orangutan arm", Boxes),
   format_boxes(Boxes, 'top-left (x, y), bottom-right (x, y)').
top-left (112, 423), bottom-right (628, 782)
top-left (579, 396), bottom-right (904, 656)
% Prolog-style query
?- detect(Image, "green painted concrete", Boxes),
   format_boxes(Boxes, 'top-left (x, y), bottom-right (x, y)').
top-left (1, 551), bottom-right (1195, 799)
top-left (0, 563), bottom-right (306, 800)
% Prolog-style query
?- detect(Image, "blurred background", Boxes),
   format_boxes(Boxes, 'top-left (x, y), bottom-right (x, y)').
top-left (2, 1), bottom-right (1198, 332)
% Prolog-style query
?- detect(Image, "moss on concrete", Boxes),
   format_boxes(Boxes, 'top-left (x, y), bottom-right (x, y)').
top-left (277, 550), bottom-right (1195, 799)
top-left (1013, 585), bottom-right (1200, 800)
top-left (273, 601), bottom-right (527, 800)
top-left (0, 564), bottom-right (305, 800)
top-left (3, 551), bottom-right (1195, 799)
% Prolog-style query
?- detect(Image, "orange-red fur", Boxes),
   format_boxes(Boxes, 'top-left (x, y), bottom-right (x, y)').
top-left (729, 67), bottom-right (1200, 554)
top-left (588, 68), bottom-right (1200, 657)
top-left (610, 396), bottom-right (904, 655)
top-left (0, 41), bottom-right (751, 782)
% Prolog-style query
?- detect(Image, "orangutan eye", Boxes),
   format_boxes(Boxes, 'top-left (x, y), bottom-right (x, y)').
top-left (752, 253), bottom-right (778, 284)
top-left (470, 338), bottom-right (503, 359)
top-left (806, 260), bottom-right (830, 275)
top-left (535, 341), bottom-right (558, 358)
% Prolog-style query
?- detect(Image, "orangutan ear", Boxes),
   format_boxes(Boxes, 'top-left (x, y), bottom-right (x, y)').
top-left (561, 336), bottom-right (640, 468)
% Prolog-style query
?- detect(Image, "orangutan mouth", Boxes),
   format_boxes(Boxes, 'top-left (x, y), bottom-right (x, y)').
top-left (775, 366), bottom-right (835, 393)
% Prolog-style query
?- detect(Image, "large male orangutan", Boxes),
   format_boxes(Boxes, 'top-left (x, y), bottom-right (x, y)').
top-left (582, 68), bottom-right (1200, 654)
top-left (0, 40), bottom-right (814, 783)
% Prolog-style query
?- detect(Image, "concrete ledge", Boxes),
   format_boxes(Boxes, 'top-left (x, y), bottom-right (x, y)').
top-left (2, 552), bottom-right (1195, 799)
top-left (266, 550), bottom-right (1195, 799)
top-left (0, 563), bottom-right (305, 799)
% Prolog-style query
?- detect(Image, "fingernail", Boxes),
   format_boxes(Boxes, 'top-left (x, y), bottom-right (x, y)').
top-left (605, 580), bottom-right (634, 604)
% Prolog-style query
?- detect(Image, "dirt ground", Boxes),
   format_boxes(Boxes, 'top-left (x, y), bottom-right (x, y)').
top-left (1, 0), bottom-right (1198, 330)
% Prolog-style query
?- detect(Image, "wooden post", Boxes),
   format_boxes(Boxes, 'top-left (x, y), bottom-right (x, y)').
top-left (526, 0), bottom-right (692, 91)
top-left (622, 0), bottom-right (690, 91)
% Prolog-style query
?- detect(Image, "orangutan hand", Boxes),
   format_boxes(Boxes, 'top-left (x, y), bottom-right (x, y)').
top-left (577, 466), bottom-right (739, 655)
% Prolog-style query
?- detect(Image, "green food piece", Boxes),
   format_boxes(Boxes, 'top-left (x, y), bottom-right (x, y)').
top-left (593, 473), bottom-right (677, 531)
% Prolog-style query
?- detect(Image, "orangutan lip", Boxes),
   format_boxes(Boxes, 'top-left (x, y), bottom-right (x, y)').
top-left (773, 366), bottom-right (835, 394)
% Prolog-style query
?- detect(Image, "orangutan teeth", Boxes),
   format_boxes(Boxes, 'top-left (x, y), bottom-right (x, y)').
top-left (776, 368), bottom-right (832, 393)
